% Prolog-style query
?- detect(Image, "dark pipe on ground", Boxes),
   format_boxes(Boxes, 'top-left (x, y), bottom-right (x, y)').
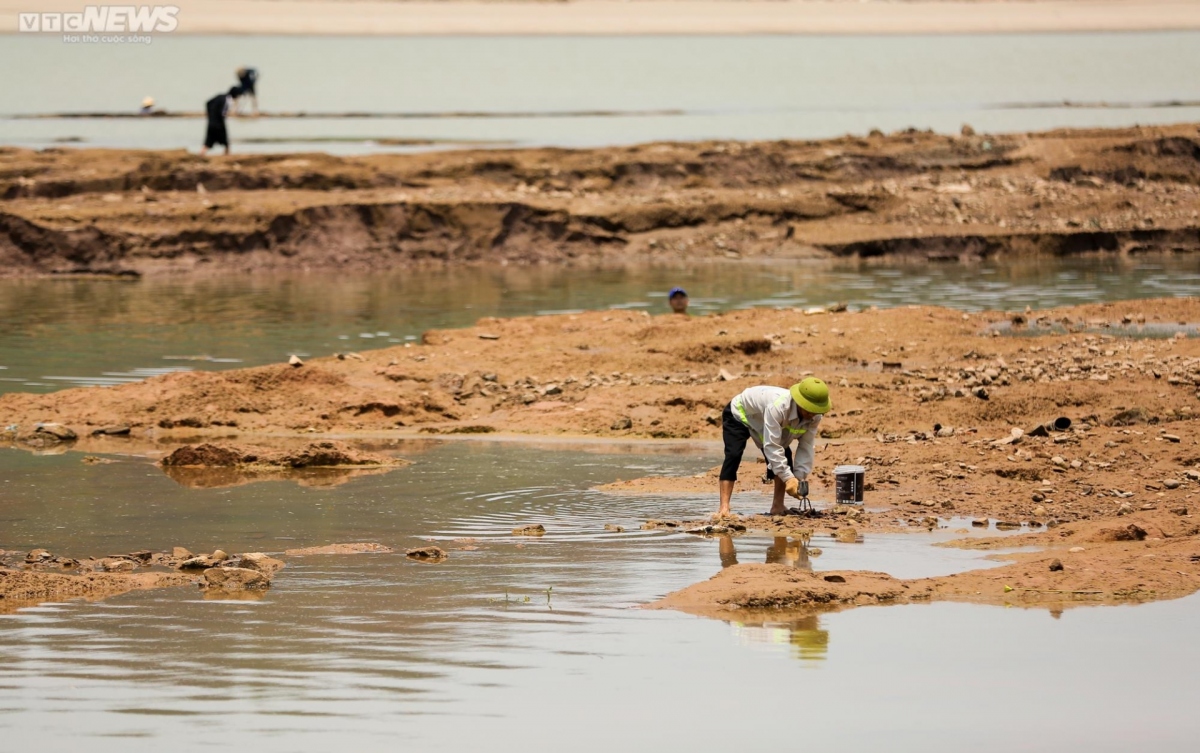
top-left (1027, 417), bottom-right (1072, 437)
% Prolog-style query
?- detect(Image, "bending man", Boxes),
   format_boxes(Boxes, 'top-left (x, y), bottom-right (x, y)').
top-left (717, 378), bottom-right (831, 517)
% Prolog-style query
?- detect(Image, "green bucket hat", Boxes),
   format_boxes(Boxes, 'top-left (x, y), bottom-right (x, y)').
top-left (790, 377), bottom-right (831, 414)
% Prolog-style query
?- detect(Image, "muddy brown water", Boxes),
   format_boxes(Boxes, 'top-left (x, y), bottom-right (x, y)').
top-left (2, 255), bottom-right (1199, 395)
top-left (2, 440), bottom-right (1200, 749)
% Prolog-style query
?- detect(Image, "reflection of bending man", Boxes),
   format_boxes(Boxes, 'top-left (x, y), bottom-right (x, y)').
top-left (719, 535), bottom-right (812, 571)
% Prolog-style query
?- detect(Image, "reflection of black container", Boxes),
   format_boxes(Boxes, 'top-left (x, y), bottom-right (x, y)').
top-left (834, 465), bottom-right (865, 504)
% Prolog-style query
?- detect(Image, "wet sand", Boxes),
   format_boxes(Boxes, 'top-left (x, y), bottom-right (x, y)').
top-left (4, 122), bottom-right (1200, 277)
top-left (2, 296), bottom-right (1199, 613)
top-left (3, 1), bottom-right (1198, 35)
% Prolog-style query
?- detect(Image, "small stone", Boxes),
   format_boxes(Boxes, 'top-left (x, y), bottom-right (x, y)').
top-left (1162, 434), bottom-right (1181, 443)
top-left (204, 566), bottom-right (270, 591)
top-left (478, 333), bottom-right (501, 340)
top-left (1068, 546), bottom-right (1085, 553)
top-left (91, 425), bottom-right (131, 436)
top-left (1032, 492), bottom-right (1045, 503)
top-left (603, 524), bottom-right (625, 532)
top-left (935, 426), bottom-right (955, 438)
top-left (971, 518), bottom-right (989, 527)
top-left (288, 355), bottom-right (303, 367)
top-left (172, 547), bottom-right (192, 559)
top-left (25, 549), bottom-right (52, 563)
top-left (542, 384), bottom-right (562, 396)
top-left (1032, 506), bottom-right (1048, 517)
top-left (973, 386), bottom-right (989, 400)
top-left (1051, 456), bottom-right (1066, 467)
top-left (1117, 502), bottom-right (1133, 516)
top-left (1184, 470), bottom-right (1200, 481)
top-left (98, 557), bottom-right (134, 573)
top-left (1070, 459), bottom-right (1083, 469)
top-left (512, 524), bottom-right (546, 536)
top-left (178, 555), bottom-right (218, 570)
top-left (610, 416), bottom-right (632, 431)
top-left (211, 549), bottom-right (228, 561)
top-left (718, 368), bottom-right (737, 381)
top-left (405, 546), bottom-right (447, 560)
top-left (1163, 479), bottom-right (1181, 490)
top-left (834, 527), bottom-right (859, 543)
top-left (823, 574), bottom-right (847, 583)
top-left (1048, 559), bottom-right (1064, 572)
top-left (34, 423), bottom-right (77, 441)
top-left (1170, 507), bottom-right (1188, 516)
top-left (236, 552), bottom-right (285, 577)
top-left (994, 521), bottom-right (1022, 530)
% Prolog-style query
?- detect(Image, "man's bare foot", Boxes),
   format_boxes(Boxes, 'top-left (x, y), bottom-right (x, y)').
top-left (767, 507), bottom-right (788, 516)
top-left (711, 511), bottom-right (739, 521)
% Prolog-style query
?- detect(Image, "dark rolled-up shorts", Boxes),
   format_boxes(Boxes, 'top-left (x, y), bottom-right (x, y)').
top-left (720, 403), bottom-right (793, 482)
top-left (204, 122), bottom-right (228, 149)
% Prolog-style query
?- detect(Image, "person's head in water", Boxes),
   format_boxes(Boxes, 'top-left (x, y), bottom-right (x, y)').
top-left (668, 287), bottom-right (689, 314)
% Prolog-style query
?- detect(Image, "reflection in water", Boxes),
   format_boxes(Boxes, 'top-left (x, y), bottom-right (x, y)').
top-left (719, 534), bottom-right (813, 571)
top-left (161, 464), bottom-right (399, 490)
top-left (732, 615), bottom-right (831, 663)
top-left (719, 535), bottom-right (826, 660)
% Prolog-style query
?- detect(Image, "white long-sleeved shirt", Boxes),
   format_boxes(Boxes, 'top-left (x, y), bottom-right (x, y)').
top-left (729, 385), bottom-right (821, 483)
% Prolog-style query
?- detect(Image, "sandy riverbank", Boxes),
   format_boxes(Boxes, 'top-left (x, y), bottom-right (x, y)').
top-left (2, 297), bottom-right (1199, 612)
top-left (3, 1), bottom-right (1199, 35)
top-left (3, 123), bottom-right (1200, 277)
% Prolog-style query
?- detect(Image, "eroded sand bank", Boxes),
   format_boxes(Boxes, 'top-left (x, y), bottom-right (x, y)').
top-left (4, 123), bottom-right (1200, 277)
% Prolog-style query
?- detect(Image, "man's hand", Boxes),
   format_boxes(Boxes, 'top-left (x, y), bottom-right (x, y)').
top-left (785, 477), bottom-right (801, 499)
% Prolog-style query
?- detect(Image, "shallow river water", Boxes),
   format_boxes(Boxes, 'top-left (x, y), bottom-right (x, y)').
top-left (3, 33), bottom-right (1200, 152)
top-left (2, 255), bottom-right (1199, 395)
top-left (2, 440), bottom-right (1199, 751)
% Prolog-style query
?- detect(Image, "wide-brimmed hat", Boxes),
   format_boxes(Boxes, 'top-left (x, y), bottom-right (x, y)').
top-left (790, 377), bottom-right (830, 414)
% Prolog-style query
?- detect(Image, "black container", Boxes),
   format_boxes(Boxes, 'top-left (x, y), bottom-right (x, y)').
top-left (834, 464), bottom-right (865, 504)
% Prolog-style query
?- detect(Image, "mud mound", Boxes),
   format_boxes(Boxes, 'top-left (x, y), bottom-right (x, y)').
top-left (161, 441), bottom-right (396, 468)
top-left (161, 443), bottom-right (246, 467)
top-left (652, 564), bottom-right (914, 614)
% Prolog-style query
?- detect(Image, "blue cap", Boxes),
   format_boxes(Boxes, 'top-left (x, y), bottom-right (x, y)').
top-left (668, 287), bottom-right (687, 298)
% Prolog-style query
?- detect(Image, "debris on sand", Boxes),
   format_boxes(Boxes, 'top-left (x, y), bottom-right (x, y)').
top-left (512, 524), bottom-right (546, 536)
top-left (405, 546), bottom-right (448, 561)
top-left (284, 542), bottom-right (393, 555)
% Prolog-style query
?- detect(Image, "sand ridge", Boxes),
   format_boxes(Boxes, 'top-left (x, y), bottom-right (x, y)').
top-left (4, 123), bottom-right (1200, 277)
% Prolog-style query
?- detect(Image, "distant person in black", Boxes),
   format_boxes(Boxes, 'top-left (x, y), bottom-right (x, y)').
top-left (201, 86), bottom-right (241, 156)
top-left (236, 66), bottom-right (259, 116)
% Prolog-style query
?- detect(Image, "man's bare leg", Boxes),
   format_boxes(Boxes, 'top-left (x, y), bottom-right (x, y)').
top-left (716, 479), bottom-right (736, 517)
top-left (769, 477), bottom-right (787, 516)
